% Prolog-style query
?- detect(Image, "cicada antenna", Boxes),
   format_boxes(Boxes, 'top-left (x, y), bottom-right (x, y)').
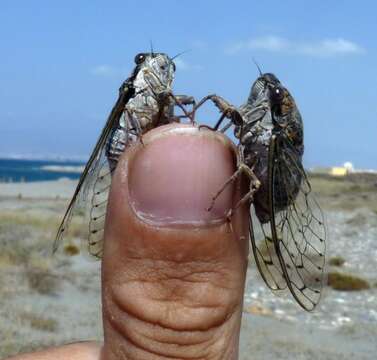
top-left (252, 58), bottom-right (263, 76)
top-left (171, 49), bottom-right (191, 60)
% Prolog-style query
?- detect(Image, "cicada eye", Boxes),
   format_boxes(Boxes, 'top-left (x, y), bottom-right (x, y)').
top-left (134, 53), bottom-right (146, 65)
top-left (270, 85), bottom-right (284, 104)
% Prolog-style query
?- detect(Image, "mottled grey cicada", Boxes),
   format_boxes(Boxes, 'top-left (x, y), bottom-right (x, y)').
top-left (54, 52), bottom-right (194, 258)
top-left (195, 72), bottom-right (326, 311)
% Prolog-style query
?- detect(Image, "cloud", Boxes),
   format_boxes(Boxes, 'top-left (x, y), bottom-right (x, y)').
top-left (91, 65), bottom-right (115, 76)
top-left (226, 36), bottom-right (365, 57)
top-left (299, 38), bottom-right (365, 56)
top-left (174, 58), bottom-right (203, 71)
top-left (90, 65), bottom-right (119, 77)
top-left (174, 58), bottom-right (189, 70)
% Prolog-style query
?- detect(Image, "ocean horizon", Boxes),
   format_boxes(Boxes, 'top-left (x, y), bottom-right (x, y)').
top-left (0, 158), bottom-right (85, 183)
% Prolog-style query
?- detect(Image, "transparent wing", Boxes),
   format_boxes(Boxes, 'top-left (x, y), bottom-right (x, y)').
top-left (270, 134), bottom-right (326, 310)
top-left (54, 86), bottom-right (131, 258)
top-left (85, 146), bottom-right (113, 258)
top-left (249, 207), bottom-right (287, 291)
top-left (249, 135), bottom-right (326, 311)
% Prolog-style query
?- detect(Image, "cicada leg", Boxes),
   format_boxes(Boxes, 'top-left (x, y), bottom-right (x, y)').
top-left (194, 94), bottom-right (243, 131)
top-left (226, 164), bottom-right (261, 219)
top-left (174, 94), bottom-right (196, 123)
top-left (207, 163), bottom-right (261, 221)
top-left (199, 112), bottom-right (230, 132)
top-left (161, 91), bottom-right (196, 124)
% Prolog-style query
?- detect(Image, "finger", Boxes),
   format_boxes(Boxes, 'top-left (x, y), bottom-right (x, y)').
top-left (102, 124), bottom-right (249, 360)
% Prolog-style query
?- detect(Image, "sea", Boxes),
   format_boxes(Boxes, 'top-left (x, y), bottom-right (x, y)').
top-left (0, 158), bottom-right (85, 183)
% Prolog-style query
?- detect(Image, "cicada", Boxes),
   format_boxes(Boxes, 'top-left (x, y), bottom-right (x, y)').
top-left (194, 73), bottom-right (326, 311)
top-left (54, 52), bottom-right (194, 258)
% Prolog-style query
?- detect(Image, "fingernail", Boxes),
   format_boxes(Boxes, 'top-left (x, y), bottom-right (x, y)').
top-left (128, 126), bottom-right (237, 226)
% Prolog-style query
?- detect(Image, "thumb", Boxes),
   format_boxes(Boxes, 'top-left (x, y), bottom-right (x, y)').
top-left (101, 124), bottom-right (249, 360)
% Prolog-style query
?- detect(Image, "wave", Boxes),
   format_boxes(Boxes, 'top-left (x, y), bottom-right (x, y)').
top-left (40, 165), bottom-right (84, 174)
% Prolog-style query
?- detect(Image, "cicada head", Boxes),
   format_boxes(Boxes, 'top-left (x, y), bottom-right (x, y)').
top-left (133, 52), bottom-right (176, 94)
top-left (250, 73), bottom-right (300, 125)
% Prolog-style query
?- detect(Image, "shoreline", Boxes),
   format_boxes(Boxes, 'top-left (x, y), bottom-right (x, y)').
top-left (0, 178), bottom-right (77, 199)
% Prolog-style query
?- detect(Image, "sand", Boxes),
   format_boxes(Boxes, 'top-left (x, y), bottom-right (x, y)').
top-left (0, 178), bottom-right (76, 199)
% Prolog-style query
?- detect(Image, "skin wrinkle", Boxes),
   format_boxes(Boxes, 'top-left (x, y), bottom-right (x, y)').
top-left (105, 300), bottom-right (215, 345)
top-left (112, 250), bottom-right (244, 292)
top-left (154, 263), bottom-right (239, 287)
top-left (104, 332), bottom-right (187, 360)
top-left (120, 280), bottom-right (239, 316)
top-left (106, 221), bottom-right (244, 265)
top-left (110, 273), bottom-right (242, 328)
top-left (108, 281), bottom-right (239, 333)
top-left (106, 319), bottom-right (194, 360)
top-left (121, 257), bottom-right (233, 278)
top-left (106, 242), bottom-right (245, 312)
top-left (103, 301), bottom-right (235, 359)
top-left (122, 272), bottom-right (239, 297)
top-left (103, 306), bottom-right (219, 359)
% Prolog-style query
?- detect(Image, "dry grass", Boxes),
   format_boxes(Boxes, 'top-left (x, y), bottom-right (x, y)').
top-left (20, 311), bottom-right (58, 332)
top-left (0, 212), bottom-right (58, 230)
top-left (309, 175), bottom-right (357, 195)
top-left (24, 257), bottom-right (61, 295)
top-left (328, 271), bottom-right (370, 291)
top-left (309, 174), bottom-right (377, 213)
top-left (0, 211), bottom-right (87, 238)
top-left (345, 213), bottom-right (368, 226)
top-left (328, 256), bottom-right (346, 267)
top-left (25, 268), bottom-right (60, 295)
top-left (0, 248), bottom-right (28, 267)
top-left (0, 210), bottom-right (87, 269)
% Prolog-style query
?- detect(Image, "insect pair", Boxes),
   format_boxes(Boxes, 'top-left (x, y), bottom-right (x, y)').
top-left (193, 71), bottom-right (326, 311)
top-left (55, 52), bottom-right (326, 311)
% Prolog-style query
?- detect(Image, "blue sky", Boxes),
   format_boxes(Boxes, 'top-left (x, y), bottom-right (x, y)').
top-left (0, 0), bottom-right (376, 169)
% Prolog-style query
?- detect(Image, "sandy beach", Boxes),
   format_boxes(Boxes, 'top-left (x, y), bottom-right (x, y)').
top-left (0, 175), bottom-right (376, 359)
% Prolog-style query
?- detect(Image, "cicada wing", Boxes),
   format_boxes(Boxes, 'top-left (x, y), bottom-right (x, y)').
top-left (54, 84), bottom-right (132, 257)
top-left (249, 206), bottom-right (288, 292)
top-left (247, 143), bottom-right (288, 293)
top-left (268, 135), bottom-right (327, 311)
top-left (85, 146), bottom-right (113, 258)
